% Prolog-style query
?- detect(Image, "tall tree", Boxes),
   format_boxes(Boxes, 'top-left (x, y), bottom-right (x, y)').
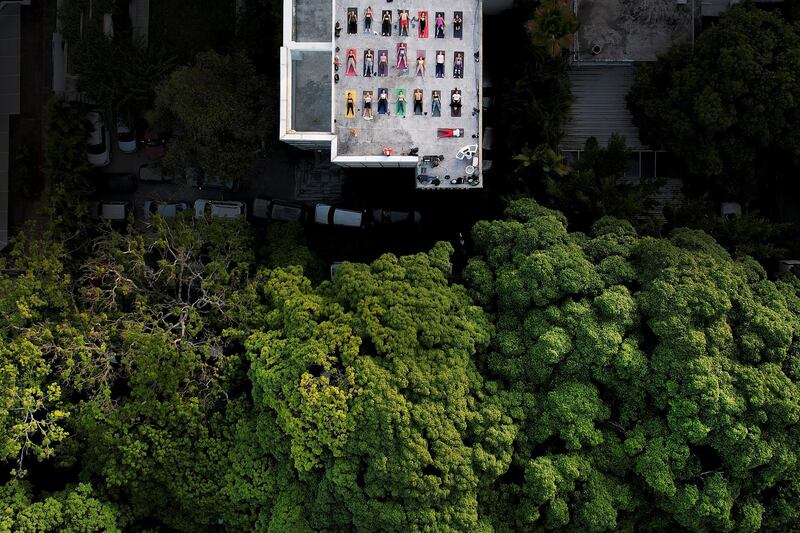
top-left (465, 199), bottom-right (800, 532)
top-left (245, 245), bottom-right (516, 532)
top-left (153, 50), bottom-right (268, 183)
top-left (627, 4), bottom-right (800, 202)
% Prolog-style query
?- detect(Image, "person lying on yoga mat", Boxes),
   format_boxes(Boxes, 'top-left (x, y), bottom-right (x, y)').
top-left (419, 11), bottom-right (427, 37)
top-left (416, 55), bottom-right (425, 77)
top-left (365, 6), bottom-right (373, 32)
top-left (399, 10), bottom-right (409, 36)
top-left (397, 90), bottom-right (407, 116)
top-left (432, 91), bottom-right (442, 116)
top-left (364, 50), bottom-right (374, 77)
top-left (379, 51), bottom-right (388, 76)
top-left (347, 9), bottom-right (357, 34)
top-left (378, 89), bottom-right (389, 114)
top-left (382, 11), bottom-right (391, 36)
top-left (436, 50), bottom-right (445, 78)
top-left (414, 89), bottom-right (423, 115)
top-left (435, 13), bottom-right (445, 38)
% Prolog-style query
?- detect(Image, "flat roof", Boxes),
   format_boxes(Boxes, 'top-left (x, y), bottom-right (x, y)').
top-left (291, 50), bottom-right (332, 132)
top-left (294, 0), bottom-right (332, 42)
top-left (574, 0), bottom-right (693, 62)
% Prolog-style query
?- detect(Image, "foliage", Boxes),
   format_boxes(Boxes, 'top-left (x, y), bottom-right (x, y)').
top-left (525, 0), bottom-right (580, 58)
top-left (465, 198), bottom-right (800, 532)
top-left (43, 98), bottom-right (95, 237)
top-left (627, 4), bottom-right (800, 201)
top-left (245, 244), bottom-right (516, 532)
top-left (0, 481), bottom-right (121, 532)
top-left (485, 5), bottom-right (573, 186)
top-left (153, 50), bottom-right (268, 183)
top-left (666, 197), bottom-right (794, 263)
top-left (149, 0), bottom-right (236, 63)
top-left (58, 0), bottom-right (174, 115)
top-left (257, 222), bottom-right (326, 282)
top-left (517, 136), bottom-right (661, 230)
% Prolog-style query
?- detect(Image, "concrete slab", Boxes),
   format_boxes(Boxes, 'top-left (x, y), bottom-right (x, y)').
top-left (294, 0), bottom-right (332, 42)
top-left (574, 0), bottom-right (692, 62)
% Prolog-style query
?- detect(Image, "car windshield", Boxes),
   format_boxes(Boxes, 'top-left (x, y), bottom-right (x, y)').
top-left (88, 141), bottom-right (106, 155)
top-left (118, 132), bottom-right (135, 142)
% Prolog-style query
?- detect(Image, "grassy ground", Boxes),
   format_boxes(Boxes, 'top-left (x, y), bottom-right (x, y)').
top-left (149, 0), bottom-right (236, 62)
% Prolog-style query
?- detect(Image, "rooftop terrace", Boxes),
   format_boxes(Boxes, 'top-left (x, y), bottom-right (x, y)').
top-left (331, 0), bottom-right (483, 188)
top-left (573, 0), bottom-right (693, 62)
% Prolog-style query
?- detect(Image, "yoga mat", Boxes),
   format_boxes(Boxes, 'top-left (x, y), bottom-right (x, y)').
top-left (454, 11), bottom-right (463, 39)
top-left (362, 91), bottom-right (374, 120)
top-left (415, 50), bottom-right (426, 77)
top-left (347, 8), bottom-right (358, 35)
top-left (345, 90), bottom-right (356, 118)
top-left (398, 9), bottom-right (410, 37)
top-left (396, 42), bottom-right (408, 71)
top-left (345, 48), bottom-right (357, 76)
top-left (453, 51), bottom-right (464, 79)
top-left (377, 88), bottom-right (389, 114)
top-left (413, 88), bottom-right (424, 115)
top-left (431, 90), bottom-right (442, 117)
top-left (396, 88), bottom-right (407, 116)
top-left (434, 12), bottom-right (445, 38)
top-left (378, 49), bottom-right (389, 77)
top-left (363, 49), bottom-right (374, 77)
top-left (418, 11), bottom-right (429, 38)
top-left (435, 50), bottom-right (446, 78)
top-left (381, 10), bottom-right (392, 36)
top-left (451, 89), bottom-right (462, 117)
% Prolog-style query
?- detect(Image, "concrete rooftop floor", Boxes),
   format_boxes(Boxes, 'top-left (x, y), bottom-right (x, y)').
top-left (332, 0), bottom-right (482, 168)
top-left (294, 0), bottom-right (332, 42)
top-left (575, 0), bottom-right (692, 62)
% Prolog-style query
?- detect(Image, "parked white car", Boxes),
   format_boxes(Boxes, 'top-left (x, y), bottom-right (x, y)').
top-left (143, 200), bottom-right (189, 219)
top-left (194, 199), bottom-right (246, 219)
top-left (87, 111), bottom-right (111, 167)
top-left (314, 204), bottom-right (367, 228)
top-left (116, 119), bottom-right (137, 153)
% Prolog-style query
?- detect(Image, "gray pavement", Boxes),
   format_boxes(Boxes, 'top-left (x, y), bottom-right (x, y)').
top-left (294, 0), bottom-right (332, 42)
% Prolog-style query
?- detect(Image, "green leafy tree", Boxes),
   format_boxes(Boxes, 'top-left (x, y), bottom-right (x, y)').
top-left (525, 0), bottom-right (580, 58)
top-left (245, 245), bottom-right (517, 532)
top-left (153, 50), bottom-right (268, 183)
top-left (627, 4), bottom-right (800, 201)
top-left (535, 135), bottom-right (661, 229)
top-left (0, 481), bottom-right (120, 532)
top-left (465, 199), bottom-right (800, 532)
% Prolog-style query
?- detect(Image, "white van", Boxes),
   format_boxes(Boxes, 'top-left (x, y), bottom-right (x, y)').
top-left (314, 204), bottom-right (367, 228)
top-left (100, 200), bottom-right (131, 222)
top-left (253, 197), bottom-right (307, 222)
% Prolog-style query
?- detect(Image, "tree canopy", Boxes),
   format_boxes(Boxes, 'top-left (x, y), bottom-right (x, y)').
top-left (627, 4), bottom-right (800, 201)
top-left (1, 200), bottom-right (799, 531)
top-left (153, 50), bottom-right (268, 183)
top-left (465, 199), bottom-right (800, 532)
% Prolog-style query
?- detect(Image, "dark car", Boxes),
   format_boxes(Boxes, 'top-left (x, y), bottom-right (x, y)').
top-left (370, 208), bottom-right (422, 225)
top-left (253, 197), bottom-right (307, 222)
top-left (143, 128), bottom-right (166, 159)
top-left (98, 173), bottom-right (138, 193)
